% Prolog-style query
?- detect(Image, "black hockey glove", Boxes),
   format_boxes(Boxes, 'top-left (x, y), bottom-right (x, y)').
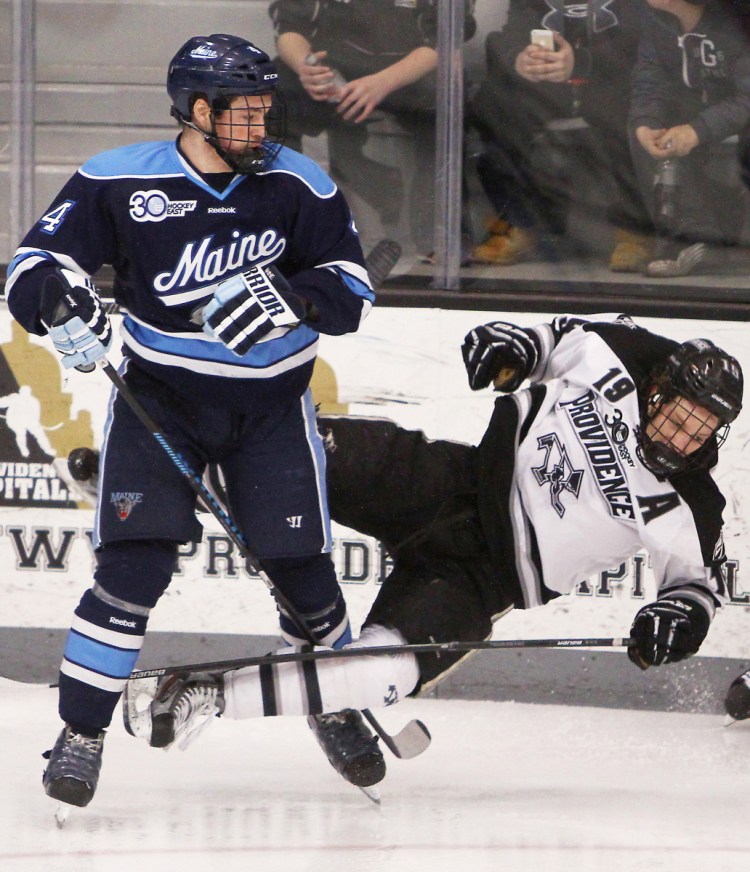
top-left (200, 265), bottom-right (308, 356)
top-left (39, 267), bottom-right (112, 372)
top-left (725, 670), bottom-right (750, 722)
top-left (628, 596), bottom-right (711, 670)
top-left (461, 321), bottom-right (539, 391)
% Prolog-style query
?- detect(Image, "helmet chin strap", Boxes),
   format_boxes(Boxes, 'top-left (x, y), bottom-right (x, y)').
top-left (182, 115), bottom-right (265, 174)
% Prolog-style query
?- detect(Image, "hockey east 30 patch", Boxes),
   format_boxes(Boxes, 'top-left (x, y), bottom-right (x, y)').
top-left (111, 491), bottom-right (144, 521)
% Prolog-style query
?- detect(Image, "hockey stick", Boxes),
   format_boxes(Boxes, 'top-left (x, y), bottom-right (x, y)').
top-left (129, 637), bottom-right (634, 681)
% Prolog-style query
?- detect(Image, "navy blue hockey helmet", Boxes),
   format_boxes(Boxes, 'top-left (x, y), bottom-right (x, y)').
top-left (637, 338), bottom-right (743, 476)
top-left (167, 33), bottom-right (284, 172)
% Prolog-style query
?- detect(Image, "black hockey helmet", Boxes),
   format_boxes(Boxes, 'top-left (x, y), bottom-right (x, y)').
top-left (167, 33), bottom-right (284, 172)
top-left (637, 338), bottom-right (743, 476)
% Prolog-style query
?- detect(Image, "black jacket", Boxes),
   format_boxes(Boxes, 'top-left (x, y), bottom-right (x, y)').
top-left (474, 0), bottom-right (644, 135)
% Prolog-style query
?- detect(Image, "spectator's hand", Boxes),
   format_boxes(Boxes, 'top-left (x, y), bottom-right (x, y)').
top-left (336, 73), bottom-right (392, 123)
top-left (628, 596), bottom-right (711, 670)
top-left (654, 124), bottom-right (700, 158)
top-left (515, 33), bottom-right (574, 84)
top-left (298, 50), bottom-right (341, 102)
top-left (636, 126), bottom-right (672, 159)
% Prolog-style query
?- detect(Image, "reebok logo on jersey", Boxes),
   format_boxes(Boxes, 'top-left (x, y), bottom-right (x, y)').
top-left (207, 207), bottom-right (237, 214)
top-left (111, 491), bottom-right (143, 521)
top-left (129, 190), bottom-right (197, 223)
top-left (561, 391), bottom-right (636, 520)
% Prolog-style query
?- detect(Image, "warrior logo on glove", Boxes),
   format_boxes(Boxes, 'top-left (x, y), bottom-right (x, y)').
top-left (199, 264), bottom-right (309, 356)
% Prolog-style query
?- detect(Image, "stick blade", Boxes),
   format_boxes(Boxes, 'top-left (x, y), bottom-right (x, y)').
top-left (380, 718), bottom-right (431, 760)
top-left (365, 239), bottom-right (402, 287)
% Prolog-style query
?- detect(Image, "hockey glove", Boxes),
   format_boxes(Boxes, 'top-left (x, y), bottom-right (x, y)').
top-left (461, 321), bottom-right (539, 391)
top-left (200, 265), bottom-right (307, 356)
top-left (628, 596), bottom-right (711, 670)
top-left (725, 670), bottom-right (750, 722)
top-left (39, 268), bottom-right (112, 372)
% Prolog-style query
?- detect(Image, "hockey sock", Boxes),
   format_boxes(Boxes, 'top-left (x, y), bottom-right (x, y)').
top-left (59, 583), bottom-right (150, 729)
top-left (223, 624), bottom-right (420, 719)
top-left (278, 588), bottom-right (352, 649)
top-left (263, 554), bottom-right (352, 648)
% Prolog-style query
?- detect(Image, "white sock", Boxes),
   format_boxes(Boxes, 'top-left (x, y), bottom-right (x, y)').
top-left (223, 624), bottom-right (419, 719)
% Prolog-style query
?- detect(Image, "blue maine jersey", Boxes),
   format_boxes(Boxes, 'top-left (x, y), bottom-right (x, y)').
top-left (6, 139), bottom-right (374, 408)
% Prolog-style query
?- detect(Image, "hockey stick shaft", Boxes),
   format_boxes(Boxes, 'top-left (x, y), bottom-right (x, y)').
top-left (130, 637), bottom-right (634, 680)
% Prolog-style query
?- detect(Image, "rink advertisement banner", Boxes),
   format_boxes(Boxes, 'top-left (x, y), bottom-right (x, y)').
top-left (0, 307), bottom-right (748, 659)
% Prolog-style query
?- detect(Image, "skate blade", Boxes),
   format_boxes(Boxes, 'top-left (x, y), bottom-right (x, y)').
top-left (54, 801), bottom-right (73, 828)
top-left (357, 784), bottom-right (381, 805)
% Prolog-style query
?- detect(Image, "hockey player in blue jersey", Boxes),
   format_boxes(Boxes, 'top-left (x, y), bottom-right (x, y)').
top-left (5, 33), bottom-right (380, 810)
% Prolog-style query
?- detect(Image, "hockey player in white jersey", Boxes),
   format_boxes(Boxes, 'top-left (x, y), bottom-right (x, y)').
top-left (5, 33), bottom-right (382, 810)
top-left (123, 314), bottom-right (743, 766)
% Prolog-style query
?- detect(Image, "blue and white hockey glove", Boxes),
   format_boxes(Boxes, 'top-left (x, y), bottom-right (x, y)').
top-left (200, 265), bottom-right (308, 356)
top-left (628, 596), bottom-right (711, 670)
top-left (40, 268), bottom-right (112, 372)
top-left (461, 321), bottom-right (539, 391)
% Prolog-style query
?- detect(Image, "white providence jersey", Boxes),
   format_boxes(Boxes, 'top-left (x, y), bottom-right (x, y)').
top-left (505, 315), bottom-right (725, 615)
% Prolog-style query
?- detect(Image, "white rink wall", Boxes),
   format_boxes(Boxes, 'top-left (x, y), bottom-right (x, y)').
top-left (0, 307), bottom-right (747, 659)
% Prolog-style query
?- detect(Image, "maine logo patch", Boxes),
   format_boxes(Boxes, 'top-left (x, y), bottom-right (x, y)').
top-left (111, 491), bottom-right (143, 521)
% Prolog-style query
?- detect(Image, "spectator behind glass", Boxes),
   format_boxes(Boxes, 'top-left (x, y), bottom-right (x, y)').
top-left (269, 0), bottom-right (476, 259)
top-left (629, 0), bottom-right (750, 277)
top-left (468, 0), bottom-right (654, 272)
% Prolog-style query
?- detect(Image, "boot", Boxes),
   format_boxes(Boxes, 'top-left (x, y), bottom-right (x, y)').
top-left (644, 239), bottom-right (707, 277)
top-left (308, 709), bottom-right (386, 787)
top-left (471, 225), bottom-right (537, 265)
top-left (609, 228), bottom-right (655, 273)
top-left (42, 726), bottom-right (105, 808)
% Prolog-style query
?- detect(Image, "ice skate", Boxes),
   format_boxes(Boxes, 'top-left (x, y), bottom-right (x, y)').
top-left (308, 709), bottom-right (386, 795)
top-left (123, 672), bottom-right (225, 750)
top-left (42, 725), bottom-right (105, 814)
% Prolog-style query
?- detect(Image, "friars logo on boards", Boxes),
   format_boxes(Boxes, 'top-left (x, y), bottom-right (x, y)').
top-left (0, 323), bottom-right (94, 508)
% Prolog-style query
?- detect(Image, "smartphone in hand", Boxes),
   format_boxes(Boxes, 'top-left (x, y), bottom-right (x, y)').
top-left (530, 29), bottom-right (555, 51)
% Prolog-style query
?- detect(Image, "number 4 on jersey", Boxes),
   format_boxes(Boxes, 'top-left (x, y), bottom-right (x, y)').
top-left (40, 201), bottom-right (76, 234)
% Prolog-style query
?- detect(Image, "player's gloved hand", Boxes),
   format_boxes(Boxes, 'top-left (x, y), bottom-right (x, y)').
top-left (628, 596), bottom-right (711, 670)
top-left (461, 321), bottom-right (539, 391)
top-left (725, 670), bottom-right (750, 722)
top-left (39, 267), bottom-right (112, 372)
top-left (200, 264), bottom-right (308, 356)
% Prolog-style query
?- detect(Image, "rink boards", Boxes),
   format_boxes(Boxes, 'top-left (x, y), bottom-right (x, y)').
top-left (0, 306), bottom-right (747, 661)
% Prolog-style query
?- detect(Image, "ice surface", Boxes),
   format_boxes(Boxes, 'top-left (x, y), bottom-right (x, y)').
top-left (2, 677), bottom-right (749, 871)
